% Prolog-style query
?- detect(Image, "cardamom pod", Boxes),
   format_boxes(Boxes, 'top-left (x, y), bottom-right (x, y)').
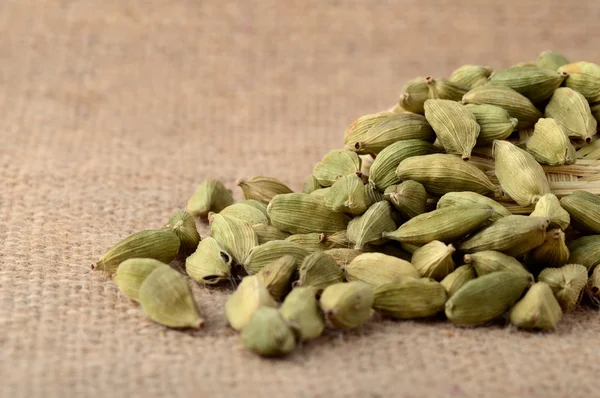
top-left (241, 307), bottom-right (296, 357)
top-left (368, 242), bottom-right (413, 262)
top-left (437, 191), bottom-right (511, 224)
top-left (239, 199), bottom-right (269, 217)
top-left (464, 104), bottom-right (517, 144)
top-left (186, 179), bottom-right (234, 218)
top-left (525, 118), bottom-right (576, 166)
top-left (530, 193), bottom-right (570, 231)
top-left (449, 65), bottom-right (493, 89)
top-left (303, 174), bottom-right (322, 194)
top-left (185, 237), bottom-right (232, 284)
top-left (398, 77), bottom-right (430, 114)
top-left (591, 102), bottom-right (600, 123)
top-left (243, 240), bottom-right (309, 274)
top-left (440, 265), bottom-right (476, 297)
top-left (343, 252), bottom-right (419, 286)
top-left (279, 287), bottom-right (325, 341)
top-left (324, 248), bottom-right (363, 268)
top-left (510, 282), bottom-right (562, 330)
top-left (114, 258), bottom-right (164, 302)
top-left (256, 255), bottom-right (297, 300)
top-left (236, 176), bottom-right (293, 204)
top-left (310, 187), bottom-right (330, 199)
top-left (545, 87), bottom-right (597, 143)
top-left (344, 111), bottom-right (393, 139)
top-left (162, 210), bottom-right (201, 255)
top-left (326, 230), bottom-right (352, 249)
top-left (313, 149), bottom-right (362, 187)
top-left (209, 213), bottom-right (258, 264)
top-left (251, 223), bottom-right (291, 244)
top-left (285, 233), bottom-right (331, 253)
top-left (225, 275), bottom-right (277, 331)
top-left (560, 190), bottom-right (600, 233)
top-left (324, 174), bottom-right (369, 215)
top-left (297, 251), bottom-right (345, 292)
top-left (427, 77), bottom-right (470, 101)
top-left (411, 240), bottom-right (456, 281)
top-left (568, 235), bottom-right (600, 272)
top-left (587, 265), bottom-right (600, 307)
top-left (364, 181), bottom-right (384, 206)
top-left (538, 264), bottom-right (588, 311)
top-left (347, 201), bottom-right (397, 250)
top-left (320, 282), bottom-right (374, 329)
top-left (525, 229), bottom-right (570, 272)
top-left (463, 250), bottom-right (530, 277)
top-left (373, 277), bottom-right (447, 319)
top-left (219, 202), bottom-right (269, 226)
top-left (559, 62), bottom-right (600, 104)
top-left (488, 65), bottom-right (566, 103)
top-left (383, 181), bottom-right (427, 220)
top-left (536, 50), bottom-right (569, 70)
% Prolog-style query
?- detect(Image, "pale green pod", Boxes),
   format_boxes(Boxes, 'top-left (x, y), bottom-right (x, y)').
top-left (427, 76), bottom-right (469, 101)
top-left (591, 103), bottom-right (600, 123)
top-left (186, 179), bottom-right (234, 218)
top-left (185, 237), bottom-right (232, 284)
top-left (364, 182), bottom-right (384, 206)
top-left (398, 77), bottom-right (430, 114)
top-left (448, 65), bottom-right (493, 89)
top-left (525, 229), bottom-right (570, 272)
top-left (225, 275), bottom-right (277, 331)
top-left (437, 191), bottom-right (511, 224)
top-left (530, 193), bottom-right (570, 231)
top-left (560, 190), bottom-right (600, 234)
top-left (209, 213), bottom-right (258, 265)
top-left (285, 233), bottom-right (331, 254)
top-left (138, 265), bottom-right (204, 329)
top-left (559, 62), bottom-right (600, 104)
top-left (114, 258), bottom-right (164, 302)
top-left (239, 199), bottom-right (269, 218)
top-left (297, 251), bottom-right (345, 292)
top-left (463, 250), bottom-right (530, 277)
top-left (343, 252), bottom-right (419, 286)
top-left (303, 175), bottom-right (322, 194)
top-left (279, 287), bottom-right (325, 341)
top-left (440, 265), bottom-right (476, 297)
top-left (162, 210), bottom-right (201, 255)
top-left (219, 203), bottom-right (269, 226)
top-left (243, 240), bottom-right (309, 274)
top-left (310, 187), bottom-right (330, 199)
top-left (326, 230), bottom-right (352, 249)
top-left (324, 174), bottom-right (369, 215)
top-left (525, 118), bottom-right (576, 166)
top-left (411, 241), bottom-right (456, 281)
top-left (488, 66), bottom-right (566, 103)
top-left (347, 201), bottom-right (397, 250)
top-left (344, 111), bottom-right (394, 140)
top-left (538, 264), bottom-right (588, 311)
top-left (251, 223), bottom-right (291, 245)
top-left (545, 87), bottom-right (597, 143)
top-left (324, 248), bottom-right (363, 268)
top-left (313, 149), bottom-right (362, 187)
top-left (510, 282), bottom-right (562, 330)
top-left (320, 282), bottom-right (374, 329)
top-left (568, 235), bottom-right (600, 272)
top-left (256, 255), bottom-right (297, 300)
top-left (445, 271), bottom-right (532, 326)
top-left (464, 104), bottom-right (517, 144)
top-left (241, 307), bottom-right (296, 357)
top-left (384, 181), bottom-right (427, 220)
top-left (373, 277), bottom-right (447, 319)
top-left (95, 229), bottom-right (180, 275)
top-left (236, 176), bottom-right (293, 204)
top-left (587, 266), bottom-right (600, 307)
top-left (536, 50), bottom-right (569, 70)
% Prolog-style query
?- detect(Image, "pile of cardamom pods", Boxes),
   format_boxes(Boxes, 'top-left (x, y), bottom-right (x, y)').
top-left (95, 50), bottom-right (600, 357)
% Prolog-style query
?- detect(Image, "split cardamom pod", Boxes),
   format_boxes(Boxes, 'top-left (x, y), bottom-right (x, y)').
top-left (236, 176), bottom-right (293, 204)
top-left (560, 190), bottom-right (600, 234)
top-left (320, 282), bottom-right (374, 329)
top-left (509, 282), bottom-right (562, 330)
top-left (538, 264), bottom-right (588, 311)
top-left (114, 258), bottom-right (164, 302)
top-left (279, 287), bottom-right (325, 341)
top-left (373, 277), bottom-right (447, 319)
top-left (241, 307), bottom-right (296, 357)
top-left (347, 201), bottom-right (397, 250)
top-left (225, 275), bottom-right (277, 331)
top-left (186, 179), bottom-right (234, 218)
top-left (185, 237), bottom-right (232, 284)
top-left (209, 213), bottom-right (258, 264)
top-left (343, 252), bottom-right (419, 286)
top-left (544, 87), bottom-right (597, 143)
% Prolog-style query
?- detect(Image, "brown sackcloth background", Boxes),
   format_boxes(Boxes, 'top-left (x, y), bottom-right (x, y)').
top-left (2, 0), bottom-right (600, 397)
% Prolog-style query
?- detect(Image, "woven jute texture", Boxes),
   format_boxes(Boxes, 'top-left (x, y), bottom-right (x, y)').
top-left (2, 0), bottom-right (600, 397)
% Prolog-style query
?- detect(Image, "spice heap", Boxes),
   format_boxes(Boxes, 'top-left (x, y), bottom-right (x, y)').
top-left (95, 51), bottom-right (600, 357)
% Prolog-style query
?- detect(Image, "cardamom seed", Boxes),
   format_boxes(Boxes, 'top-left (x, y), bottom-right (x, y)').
top-left (297, 251), bottom-right (345, 292)
top-left (373, 277), bottom-right (447, 319)
top-left (560, 190), bottom-right (600, 234)
top-left (538, 264), bottom-right (588, 311)
top-left (162, 210), bottom-right (201, 255)
top-left (185, 237), bottom-right (232, 284)
top-left (236, 176), bottom-right (293, 204)
top-left (568, 235), bottom-right (600, 272)
top-left (209, 213), bottom-right (258, 264)
top-left (449, 65), bottom-right (493, 89)
top-left (525, 118), bottom-right (576, 166)
top-left (347, 201), bottom-right (397, 250)
top-left (243, 240), bottom-right (309, 274)
top-left (545, 87), bottom-right (597, 143)
top-left (186, 179), bottom-right (234, 218)
top-left (411, 241), bottom-right (456, 281)
top-left (320, 282), bottom-right (374, 329)
top-left (324, 174), bottom-right (369, 214)
top-left (241, 307), bottom-right (296, 357)
top-left (256, 255), bottom-right (297, 300)
top-left (225, 275), bottom-right (277, 331)
top-left (279, 287), bottom-right (325, 341)
top-left (530, 193), bottom-right (570, 231)
top-left (114, 258), bottom-right (164, 302)
top-left (440, 265), bottom-right (476, 297)
top-left (313, 149), bottom-right (362, 187)
top-left (509, 282), bottom-right (562, 330)
top-left (343, 252), bottom-right (419, 286)
top-left (383, 180), bottom-right (427, 220)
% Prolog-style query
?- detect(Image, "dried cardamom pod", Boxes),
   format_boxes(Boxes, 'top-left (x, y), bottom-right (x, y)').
top-left (297, 251), bottom-right (344, 292)
top-left (347, 201), bottom-right (397, 250)
top-left (313, 149), bottom-right (362, 187)
top-left (428, 77), bottom-right (470, 101)
top-left (303, 174), bottom-right (322, 194)
top-left (525, 229), bottom-right (570, 272)
top-left (510, 282), bottom-right (562, 330)
top-left (424, 99), bottom-right (480, 160)
top-left (530, 193), bottom-right (570, 231)
top-left (95, 229), bottom-right (180, 275)
top-left (209, 213), bottom-right (258, 265)
top-left (449, 65), bottom-right (493, 89)
top-left (368, 242), bottom-right (412, 262)
top-left (460, 215), bottom-right (549, 257)
top-left (437, 191), bottom-right (511, 224)
top-left (185, 237), bottom-right (232, 284)
top-left (324, 248), bottom-right (363, 268)
top-left (536, 50), bottom-right (569, 70)
top-left (445, 271), bottom-right (532, 326)
top-left (327, 230), bottom-right (352, 249)
top-left (236, 176), bottom-right (293, 204)
top-left (545, 87), bottom-right (597, 143)
top-left (464, 104), bottom-right (517, 144)
top-left (463, 250), bottom-right (530, 277)
top-left (383, 181), bottom-right (427, 220)
top-left (323, 174), bottom-right (368, 215)
top-left (398, 77), bottom-right (430, 114)
top-left (114, 258), bottom-right (164, 302)
top-left (538, 264), bottom-right (588, 311)
top-left (285, 233), bottom-right (331, 254)
top-left (344, 111), bottom-right (393, 139)
top-left (369, 139), bottom-right (438, 191)
top-left (494, 140), bottom-right (551, 206)
top-left (488, 66), bottom-right (566, 103)
top-left (440, 265), bottom-right (476, 297)
top-left (241, 307), bottom-right (296, 357)
top-left (268, 193), bottom-right (351, 234)
top-left (320, 282), bottom-right (374, 329)
top-left (591, 103), bottom-right (600, 123)
top-left (186, 179), bottom-right (234, 218)
top-left (525, 118), bottom-right (576, 166)
top-left (256, 255), bottom-right (297, 300)
top-left (373, 277), bottom-right (447, 319)
top-left (279, 287), bottom-right (325, 341)
top-left (396, 153), bottom-right (498, 196)
top-left (343, 252), bottom-right (419, 286)
top-left (364, 181), bottom-right (384, 205)
top-left (138, 265), bottom-right (204, 329)
top-left (559, 62), bottom-right (600, 104)
top-left (251, 223), bottom-right (291, 244)
top-left (560, 190), bottom-right (600, 233)
top-left (219, 202), bottom-right (269, 226)
top-left (411, 241), bottom-right (456, 281)
top-left (162, 210), bottom-right (201, 255)
top-left (239, 199), bottom-right (269, 217)
top-left (243, 240), bottom-right (309, 274)
top-left (383, 205), bottom-right (493, 245)
top-left (462, 85), bottom-right (542, 129)
top-left (587, 266), bottom-right (600, 307)
top-left (310, 187), bottom-right (330, 199)
top-left (568, 235), bottom-right (600, 272)
top-left (225, 275), bottom-right (277, 331)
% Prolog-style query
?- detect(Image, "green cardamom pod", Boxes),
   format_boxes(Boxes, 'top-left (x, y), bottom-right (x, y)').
top-left (449, 65), bottom-right (493, 89)
top-left (324, 174), bottom-right (369, 215)
top-left (538, 264), bottom-right (588, 311)
top-left (243, 240), bottom-right (309, 274)
top-left (525, 229), bottom-right (570, 272)
top-left (241, 307), bottom-right (296, 357)
top-left (303, 174), bottom-right (322, 194)
top-left (568, 235), bottom-right (600, 272)
top-left (560, 190), bottom-right (600, 234)
top-left (488, 65), bottom-right (566, 103)
top-left (256, 255), bottom-right (297, 300)
top-left (219, 202), bottom-right (269, 226)
top-left (326, 230), bottom-right (352, 249)
top-left (162, 210), bottom-right (201, 255)
top-left (440, 265), bottom-right (476, 297)
top-left (185, 237), bottom-right (232, 284)
top-left (545, 87), bottom-right (597, 143)
top-left (347, 201), bottom-right (397, 250)
top-left (437, 191), bottom-right (511, 224)
top-left (364, 181), bottom-right (384, 206)
top-left (373, 277), bottom-right (447, 319)
top-left (591, 102), bottom-right (600, 124)
top-left (236, 176), bottom-right (293, 204)
top-left (313, 149), bottom-right (362, 187)
top-left (225, 275), bottom-right (277, 331)
top-left (209, 213), bottom-right (258, 264)
top-left (297, 251), bottom-right (345, 292)
top-left (536, 50), bottom-right (569, 70)
top-left (251, 223), bottom-right (291, 244)
top-left (509, 282), bottom-right (562, 330)
top-left (464, 104), bottom-right (517, 144)
top-left (279, 287), bottom-right (325, 341)
top-left (320, 282), bottom-right (374, 329)
top-left (411, 241), bottom-right (456, 281)
top-left (427, 77), bottom-right (470, 101)
top-left (463, 250), bottom-right (530, 277)
top-left (114, 258), bottom-right (164, 302)
top-left (559, 62), bottom-right (600, 104)
top-left (285, 233), bottom-right (331, 253)
top-left (398, 77), bottom-right (430, 114)
top-left (530, 193), bottom-right (570, 231)
top-left (186, 179), bottom-right (234, 218)
top-left (587, 265), bottom-right (600, 307)
top-left (343, 252), bottom-right (419, 286)
top-left (383, 181), bottom-right (427, 220)
top-left (525, 118), bottom-right (576, 166)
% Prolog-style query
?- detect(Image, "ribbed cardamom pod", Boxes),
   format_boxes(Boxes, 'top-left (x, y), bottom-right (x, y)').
top-left (323, 174), bottom-right (368, 215)
top-left (383, 181), bottom-right (427, 220)
top-left (219, 202), bottom-right (269, 226)
top-left (383, 205), bottom-right (493, 245)
top-left (510, 282), bottom-right (562, 330)
top-left (343, 252), bottom-right (419, 286)
top-left (279, 287), bottom-right (325, 341)
top-left (326, 230), bottom-right (352, 249)
top-left (186, 179), bottom-right (234, 218)
top-left (587, 266), bottom-right (600, 307)
top-left (427, 77), bottom-right (470, 101)
top-left (344, 111), bottom-right (393, 139)
top-left (513, 61), bottom-right (537, 68)
top-left (303, 174), bottom-right (322, 194)
top-left (324, 248), bottom-right (363, 268)
top-left (525, 229), bottom-right (570, 272)
top-left (463, 250), bottom-right (530, 277)
top-left (488, 66), bottom-right (566, 103)
top-left (559, 62), bottom-right (600, 104)
top-left (525, 118), bottom-right (576, 166)
top-left (241, 307), bottom-right (296, 357)
top-left (313, 149), bottom-right (362, 187)
top-left (424, 99), bottom-right (480, 160)
top-left (373, 277), bottom-right (447, 319)
top-left (162, 210), bottom-right (201, 255)
top-left (347, 201), bottom-right (397, 250)
top-left (445, 271), bottom-right (532, 326)
top-left (437, 191), bottom-right (511, 224)
top-left (449, 65), bottom-right (493, 89)
top-left (297, 251), bottom-right (345, 292)
top-left (369, 139), bottom-right (438, 191)
top-left (460, 215), bottom-right (549, 257)
top-left (95, 229), bottom-right (180, 275)
top-left (320, 282), bottom-right (374, 329)
top-left (209, 213), bottom-right (258, 264)
top-left (440, 265), bottom-right (476, 297)
top-left (345, 112), bottom-right (436, 154)
top-left (560, 190), bottom-right (600, 234)
top-left (225, 275), bottom-right (277, 331)
top-left (243, 240), bottom-right (309, 274)
top-left (493, 140), bottom-right (550, 206)
top-left (398, 77), bottom-right (430, 114)
top-left (285, 233), bottom-right (331, 254)
top-left (185, 237), bottom-right (232, 284)
top-left (536, 50), bottom-right (569, 70)
top-left (464, 104), bottom-right (517, 144)
top-left (530, 193), bottom-right (570, 231)
top-left (568, 235), bottom-right (600, 272)
top-left (310, 187), bottom-right (330, 199)
top-left (235, 176), bottom-right (293, 204)
top-left (114, 258), bottom-right (164, 302)
top-left (251, 223), bottom-right (291, 244)
top-left (538, 264), bottom-right (588, 311)
top-left (256, 255), bottom-right (297, 300)
top-left (239, 199), bottom-right (269, 217)
top-left (591, 103), bottom-right (600, 123)
top-left (545, 87), bottom-right (597, 143)
top-left (411, 241), bottom-right (456, 281)
top-left (364, 181), bottom-right (384, 206)
top-left (396, 153), bottom-right (497, 196)
top-left (138, 265), bottom-right (204, 329)
top-left (268, 193), bottom-right (351, 234)
top-left (462, 85), bottom-right (542, 129)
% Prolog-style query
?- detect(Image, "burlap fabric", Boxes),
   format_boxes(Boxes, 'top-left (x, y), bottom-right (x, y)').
top-left (2, 0), bottom-right (600, 396)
